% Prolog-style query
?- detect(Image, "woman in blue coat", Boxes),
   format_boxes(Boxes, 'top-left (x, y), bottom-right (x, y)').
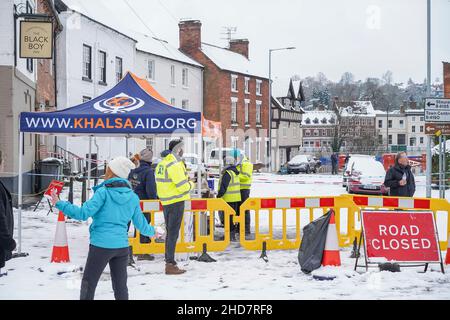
top-left (50, 156), bottom-right (155, 300)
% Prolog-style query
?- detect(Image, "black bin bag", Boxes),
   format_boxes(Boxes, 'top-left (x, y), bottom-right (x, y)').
top-left (298, 210), bottom-right (332, 274)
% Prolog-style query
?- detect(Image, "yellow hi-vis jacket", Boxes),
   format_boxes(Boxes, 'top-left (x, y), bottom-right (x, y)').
top-left (220, 169), bottom-right (241, 203)
top-left (237, 156), bottom-right (253, 190)
top-left (155, 152), bottom-right (194, 206)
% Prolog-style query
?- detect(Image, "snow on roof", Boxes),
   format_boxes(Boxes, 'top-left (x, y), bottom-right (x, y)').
top-left (60, 0), bottom-right (203, 68)
top-left (303, 110), bottom-right (336, 126)
top-left (339, 101), bottom-right (376, 117)
top-left (271, 97), bottom-right (304, 113)
top-left (134, 33), bottom-right (203, 68)
top-left (59, 0), bottom-right (137, 42)
top-left (291, 80), bottom-right (302, 97)
top-left (405, 108), bottom-right (425, 114)
top-left (200, 43), bottom-right (268, 79)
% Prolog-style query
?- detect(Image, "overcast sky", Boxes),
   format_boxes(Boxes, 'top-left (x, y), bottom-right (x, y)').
top-left (99, 0), bottom-right (449, 91)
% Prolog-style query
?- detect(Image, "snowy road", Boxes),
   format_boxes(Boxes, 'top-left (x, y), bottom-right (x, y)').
top-left (1, 173), bottom-right (450, 300)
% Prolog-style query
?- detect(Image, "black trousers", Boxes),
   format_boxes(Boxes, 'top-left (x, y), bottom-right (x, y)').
top-left (80, 245), bottom-right (129, 300)
top-left (331, 164), bottom-right (338, 175)
top-left (127, 213), bottom-right (151, 244)
top-left (162, 201), bottom-right (185, 265)
top-left (240, 189), bottom-right (251, 234)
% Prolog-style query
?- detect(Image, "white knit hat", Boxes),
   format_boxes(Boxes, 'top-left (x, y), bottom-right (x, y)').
top-left (108, 156), bottom-right (136, 179)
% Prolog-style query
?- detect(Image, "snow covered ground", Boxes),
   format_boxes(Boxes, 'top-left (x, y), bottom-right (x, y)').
top-left (1, 173), bottom-right (450, 300)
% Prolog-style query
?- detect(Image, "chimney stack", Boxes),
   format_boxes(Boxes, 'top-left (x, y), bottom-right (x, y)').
top-left (229, 39), bottom-right (249, 59)
top-left (179, 20), bottom-right (202, 54)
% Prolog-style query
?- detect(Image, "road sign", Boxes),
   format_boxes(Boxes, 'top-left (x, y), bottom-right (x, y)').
top-left (361, 210), bottom-right (441, 263)
top-left (425, 123), bottom-right (450, 135)
top-left (425, 98), bottom-right (450, 122)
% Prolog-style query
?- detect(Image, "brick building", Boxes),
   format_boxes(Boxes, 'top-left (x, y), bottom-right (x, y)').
top-left (178, 20), bottom-right (270, 165)
top-left (444, 61), bottom-right (450, 98)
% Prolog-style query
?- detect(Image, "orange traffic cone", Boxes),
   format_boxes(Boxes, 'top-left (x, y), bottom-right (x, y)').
top-left (321, 210), bottom-right (341, 266)
top-left (51, 211), bottom-right (70, 263)
top-left (445, 234), bottom-right (450, 265)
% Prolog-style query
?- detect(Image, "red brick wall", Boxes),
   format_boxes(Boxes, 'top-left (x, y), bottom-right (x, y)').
top-left (444, 62), bottom-right (450, 98)
top-left (229, 39), bottom-right (249, 59)
top-left (36, 0), bottom-right (57, 111)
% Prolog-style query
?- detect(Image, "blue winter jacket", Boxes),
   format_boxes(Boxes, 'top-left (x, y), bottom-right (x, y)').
top-left (55, 177), bottom-right (155, 249)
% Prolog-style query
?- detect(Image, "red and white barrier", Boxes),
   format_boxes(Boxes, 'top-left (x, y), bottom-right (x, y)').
top-left (259, 197), bottom-right (335, 209)
top-left (140, 199), bottom-right (209, 212)
top-left (352, 196), bottom-right (431, 209)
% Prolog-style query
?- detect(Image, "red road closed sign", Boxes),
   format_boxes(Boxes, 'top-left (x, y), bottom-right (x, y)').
top-left (361, 210), bottom-right (441, 263)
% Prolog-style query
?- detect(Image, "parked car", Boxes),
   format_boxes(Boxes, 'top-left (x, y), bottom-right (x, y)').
top-left (287, 155), bottom-right (316, 174)
top-left (346, 157), bottom-right (388, 195)
top-left (342, 154), bottom-right (374, 187)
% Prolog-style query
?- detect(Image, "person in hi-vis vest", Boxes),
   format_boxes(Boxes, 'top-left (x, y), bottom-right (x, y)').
top-left (236, 151), bottom-right (253, 235)
top-left (155, 139), bottom-right (194, 275)
top-left (217, 154), bottom-right (241, 241)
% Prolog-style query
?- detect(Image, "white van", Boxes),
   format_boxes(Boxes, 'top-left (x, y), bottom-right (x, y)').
top-left (206, 148), bottom-right (244, 177)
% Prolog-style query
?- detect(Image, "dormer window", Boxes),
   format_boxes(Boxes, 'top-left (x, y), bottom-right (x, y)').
top-left (321, 117), bottom-right (327, 124)
top-left (313, 118), bottom-right (319, 124)
top-left (305, 118), bottom-right (311, 124)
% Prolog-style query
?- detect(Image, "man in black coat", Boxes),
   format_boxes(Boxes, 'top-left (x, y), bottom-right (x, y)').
top-left (331, 153), bottom-right (339, 175)
top-left (0, 165), bottom-right (16, 273)
top-left (128, 148), bottom-right (157, 262)
top-left (384, 151), bottom-right (416, 197)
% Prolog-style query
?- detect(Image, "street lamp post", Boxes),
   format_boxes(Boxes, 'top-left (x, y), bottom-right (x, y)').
top-left (268, 47), bottom-right (295, 172)
top-left (386, 103), bottom-right (390, 152)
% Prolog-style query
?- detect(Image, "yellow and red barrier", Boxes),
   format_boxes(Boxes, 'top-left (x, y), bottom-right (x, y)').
top-left (129, 198), bottom-right (236, 255)
top-left (129, 195), bottom-right (450, 256)
top-left (234, 196), bottom-right (360, 251)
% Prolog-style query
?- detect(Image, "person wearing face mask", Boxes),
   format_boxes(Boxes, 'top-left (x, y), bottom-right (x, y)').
top-left (384, 151), bottom-right (416, 197)
top-left (155, 139), bottom-right (194, 275)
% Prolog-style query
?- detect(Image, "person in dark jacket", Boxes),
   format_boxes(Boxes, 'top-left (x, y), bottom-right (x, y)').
top-left (384, 151), bottom-right (416, 197)
top-left (0, 173), bottom-right (16, 275)
top-left (0, 151), bottom-right (16, 275)
top-left (128, 148), bottom-right (157, 263)
top-left (217, 155), bottom-right (241, 241)
top-left (331, 153), bottom-right (339, 175)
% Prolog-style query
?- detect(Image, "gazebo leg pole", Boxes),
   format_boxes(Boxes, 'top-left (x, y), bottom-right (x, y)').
top-left (197, 133), bottom-right (202, 197)
top-left (125, 137), bottom-right (129, 157)
top-left (18, 131), bottom-right (23, 254)
top-left (87, 136), bottom-right (92, 198)
top-left (219, 136), bottom-right (223, 174)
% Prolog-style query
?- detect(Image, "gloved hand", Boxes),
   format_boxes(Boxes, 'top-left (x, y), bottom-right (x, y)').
top-left (155, 226), bottom-right (166, 239)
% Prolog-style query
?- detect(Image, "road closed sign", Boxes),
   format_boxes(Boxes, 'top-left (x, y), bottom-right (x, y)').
top-left (361, 210), bottom-right (441, 263)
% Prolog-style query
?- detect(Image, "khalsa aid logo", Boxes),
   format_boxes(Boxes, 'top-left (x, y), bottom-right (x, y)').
top-left (94, 93), bottom-right (144, 114)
